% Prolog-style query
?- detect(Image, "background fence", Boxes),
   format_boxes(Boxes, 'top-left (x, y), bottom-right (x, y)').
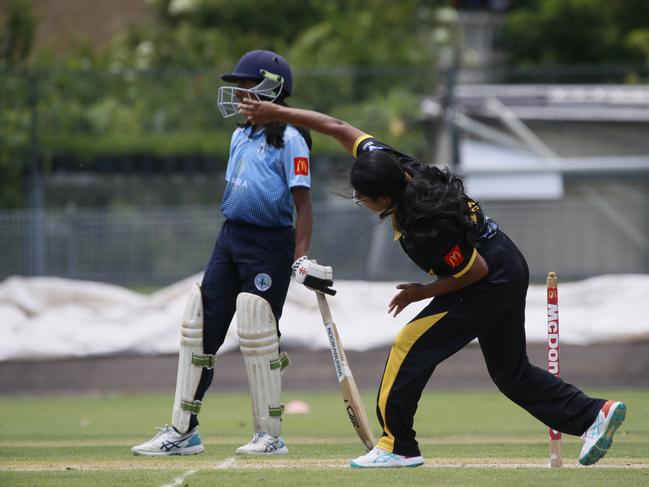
top-left (3, 63), bottom-right (649, 287)
top-left (2, 174), bottom-right (648, 287)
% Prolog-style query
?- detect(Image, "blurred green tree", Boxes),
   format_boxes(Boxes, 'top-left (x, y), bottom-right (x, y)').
top-left (1, 0), bottom-right (453, 208)
top-left (103, 0), bottom-right (444, 157)
top-left (0, 0), bottom-right (39, 207)
top-left (500, 0), bottom-right (649, 66)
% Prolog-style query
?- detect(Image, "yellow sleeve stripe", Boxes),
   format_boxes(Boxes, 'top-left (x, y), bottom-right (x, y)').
top-left (352, 134), bottom-right (373, 158)
top-left (453, 248), bottom-right (478, 278)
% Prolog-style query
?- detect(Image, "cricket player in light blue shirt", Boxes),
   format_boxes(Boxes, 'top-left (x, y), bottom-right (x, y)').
top-left (133, 50), bottom-right (334, 458)
top-left (221, 123), bottom-right (311, 227)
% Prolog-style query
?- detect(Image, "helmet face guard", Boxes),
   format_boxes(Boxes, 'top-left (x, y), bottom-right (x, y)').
top-left (217, 70), bottom-right (284, 119)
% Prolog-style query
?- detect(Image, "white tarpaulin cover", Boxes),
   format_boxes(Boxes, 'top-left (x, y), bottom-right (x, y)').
top-left (1, 274), bottom-right (648, 361)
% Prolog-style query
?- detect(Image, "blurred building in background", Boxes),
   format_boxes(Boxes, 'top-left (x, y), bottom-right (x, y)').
top-left (0, 0), bottom-right (154, 51)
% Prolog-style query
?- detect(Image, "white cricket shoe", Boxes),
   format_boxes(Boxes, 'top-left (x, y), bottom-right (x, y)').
top-left (235, 432), bottom-right (288, 455)
top-left (579, 400), bottom-right (627, 466)
top-left (350, 447), bottom-right (424, 468)
top-left (131, 425), bottom-right (204, 456)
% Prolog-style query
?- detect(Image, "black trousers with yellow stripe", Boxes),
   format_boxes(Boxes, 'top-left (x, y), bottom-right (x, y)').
top-left (376, 230), bottom-right (605, 457)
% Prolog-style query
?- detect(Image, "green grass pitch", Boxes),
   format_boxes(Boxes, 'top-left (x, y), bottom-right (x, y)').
top-left (1, 389), bottom-right (648, 486)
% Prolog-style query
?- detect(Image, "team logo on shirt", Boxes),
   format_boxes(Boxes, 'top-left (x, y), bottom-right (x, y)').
top-left (294, 157), bottom-right (309, 176)
top-left (444, 244), bottom-right (464, 269)
top-left (254, 273), bottom-right (272, 292)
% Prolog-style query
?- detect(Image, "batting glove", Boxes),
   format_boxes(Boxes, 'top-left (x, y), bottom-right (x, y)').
top-left (292, 256), bottom-right (336, 296)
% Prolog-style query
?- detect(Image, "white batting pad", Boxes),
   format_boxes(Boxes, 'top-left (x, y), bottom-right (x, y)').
top-left (236, 292), bottom-right (283, 438)
top-left (171, 283), bottom-right (215, 433)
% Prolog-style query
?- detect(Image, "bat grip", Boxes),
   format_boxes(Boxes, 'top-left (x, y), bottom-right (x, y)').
top-left (308, 283), bottom-right (336, 295)
top-left (321, 286), bottom-right (337, 296)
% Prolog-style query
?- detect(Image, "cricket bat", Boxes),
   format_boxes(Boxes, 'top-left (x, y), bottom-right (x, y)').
top-left (316, 291), bottom-right (376, 451)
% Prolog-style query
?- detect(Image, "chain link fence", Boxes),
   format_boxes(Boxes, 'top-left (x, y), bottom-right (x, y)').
top-left (2, 180), bottom-right (648, 287)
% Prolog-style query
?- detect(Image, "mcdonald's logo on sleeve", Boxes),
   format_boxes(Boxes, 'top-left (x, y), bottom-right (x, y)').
top-left (294, 157), bottom-right (309, 176)
top-left (444, 244), bottom-right (465, 269)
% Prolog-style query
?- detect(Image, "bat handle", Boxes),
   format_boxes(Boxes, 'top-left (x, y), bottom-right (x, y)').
top-left (316, 291), bottom-right (334, 324)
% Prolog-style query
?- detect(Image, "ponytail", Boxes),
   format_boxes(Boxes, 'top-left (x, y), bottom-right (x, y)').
top-left (394, 165), bottom-right (478, 244)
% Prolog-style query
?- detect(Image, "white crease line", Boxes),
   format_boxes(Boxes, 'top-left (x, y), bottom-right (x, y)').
top-left (203, 461), bottom-right (649, 470)
top-left (217, 457), bottom-right (237, 469)
top-left (159, 468), bottom-right (198, 487)
top-left (4, 461), bottom-right (648, 472)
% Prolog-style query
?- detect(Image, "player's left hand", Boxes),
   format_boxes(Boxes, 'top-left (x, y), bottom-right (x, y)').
top-left (388, 282), bottom-right (424, 317)
top-left (239, 98), bottom-right (279, 125)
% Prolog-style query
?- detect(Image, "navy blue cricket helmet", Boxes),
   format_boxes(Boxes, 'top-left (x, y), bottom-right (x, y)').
top-left (221, 49), bottom-right (293, 97)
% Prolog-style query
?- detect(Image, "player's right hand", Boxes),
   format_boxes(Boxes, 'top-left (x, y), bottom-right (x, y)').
top-left (292, 256), bottom-right (336, 296)
top-left (388, 282), bottom-right (424, 317)
top-left (239, 99), bottom-right (281, 125)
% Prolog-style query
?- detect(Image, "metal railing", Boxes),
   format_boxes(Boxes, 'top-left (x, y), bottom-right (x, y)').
top-left (2, 192), bottom-right (648, 286)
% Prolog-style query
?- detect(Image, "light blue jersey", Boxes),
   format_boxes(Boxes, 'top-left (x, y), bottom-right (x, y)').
top-left (221, 125), bottom-right (310, 227)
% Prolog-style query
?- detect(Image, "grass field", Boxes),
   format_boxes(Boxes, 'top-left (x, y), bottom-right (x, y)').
top-left (1, 389), bottom-right (648, 486)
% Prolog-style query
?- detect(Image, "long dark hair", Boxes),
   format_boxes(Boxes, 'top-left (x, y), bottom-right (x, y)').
top-left (351, 150), bottom-right (478, 244)
top-left (240, 98), bottom-right (312, 150)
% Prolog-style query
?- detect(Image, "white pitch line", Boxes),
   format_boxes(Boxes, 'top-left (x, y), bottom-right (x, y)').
top-left (209, 461), bottom-right (649, 470)
top-left (422, 463), bottom-right (649, 469)
top-left (217, 456), bottom-right (237, 469)
top-left (159, 468), bottom-right (198, 487)
top-left (4, 461), bottom-right (649, 472)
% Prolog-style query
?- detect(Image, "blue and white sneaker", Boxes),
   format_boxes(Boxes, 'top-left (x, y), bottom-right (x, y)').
top-left (351, 447), bottom-right (424, 468)
top-left (235, 432), bottom-right (288, 455)
top-left (579, 400), bottom-right (627, 466)
top-left (131, 425), bottom-right (204, 456)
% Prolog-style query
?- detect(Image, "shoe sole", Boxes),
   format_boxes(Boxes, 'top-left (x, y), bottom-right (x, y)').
top-left (235, 448), bottom-right (289, 456)
top-left (579, 402), bottom-right (626, 466)
top-left (132, 445), bottom-right (205, 456)
top-left (350, 460), bottom-right (424, 468)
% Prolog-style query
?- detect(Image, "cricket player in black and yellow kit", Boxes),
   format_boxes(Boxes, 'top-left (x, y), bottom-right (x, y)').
top-left (239, 98), bottom-right (627, 468)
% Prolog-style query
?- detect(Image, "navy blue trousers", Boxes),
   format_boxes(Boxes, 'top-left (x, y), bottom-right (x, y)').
top-left (190, 220), bottom-right (294, 428)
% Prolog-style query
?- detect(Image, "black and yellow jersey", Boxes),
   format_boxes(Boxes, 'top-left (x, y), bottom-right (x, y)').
top-left (397, 224), bottom-right (480, 278)
top-left (353, 134), bottom-right (423, 172)
top-left (353, 133), bottom-right (493, 278)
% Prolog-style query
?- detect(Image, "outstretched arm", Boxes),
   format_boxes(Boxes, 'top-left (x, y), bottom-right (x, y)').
top-left (239, 99), bottom-right (365, 154)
